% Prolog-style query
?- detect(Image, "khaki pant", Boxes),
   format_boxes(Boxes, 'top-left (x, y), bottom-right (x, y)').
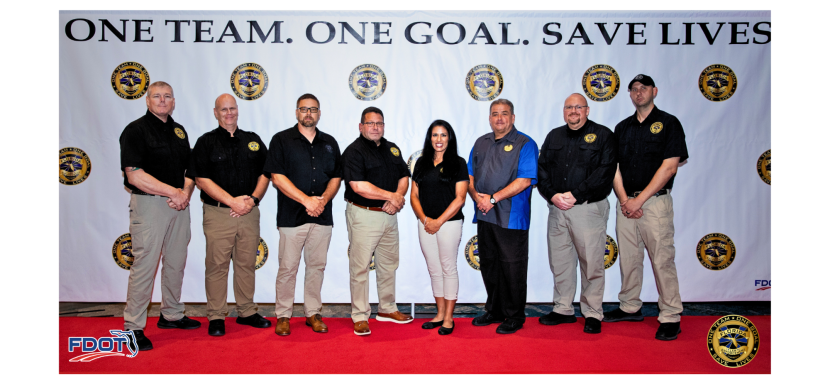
top-left (124, 194), bottom-right (191, 331)
top-left (547, 199), bottom-right (609, 320)
top-left (615, 193), bottom-right (683, 323)
top-left (345, 203), bottom-right (400, 322)
top-left (275, 223), bottom-right (332, 318)
top-left (202, 205), bottom-right (260, 321)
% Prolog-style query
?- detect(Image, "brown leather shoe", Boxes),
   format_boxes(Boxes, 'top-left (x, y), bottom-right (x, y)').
top-left (376, 310), bottom-right (414, 324)
top-left (353, 320), bottom-right (371, 336)
top-left (305, 314), bottom-right (329, 333)
top-left (274, 317), bottom-right (290, 336)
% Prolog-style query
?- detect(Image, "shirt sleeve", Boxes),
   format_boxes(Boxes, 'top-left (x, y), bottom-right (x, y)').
top-left (262, 134), bottom-right (285, 176)
top-left (119, 125), bottom-right (146, 170)
top-left (331, 140), bottom-right (344, 179)
top-left (467, 146), bottom-right (475, 176)
top-left (393, 145), bottom-right (411, 179)
top-left (186, 136), bottom-right (209, 180)
top-left (517, 138), bottom-right (538, 185)
top-left (342, 147), bottom-right (366, 183)
top-left (536, 132), bottom-right (556, 203)
top-left (664, 117), bottom-right (689, 162)
top-left (255, 135), bottom-right (270, 178)
top-left (455, 157), bottom-right (470, 183)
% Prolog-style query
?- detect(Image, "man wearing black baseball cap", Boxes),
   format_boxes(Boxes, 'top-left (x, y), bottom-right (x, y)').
top-left (604, 74), bottom-right (688, 341)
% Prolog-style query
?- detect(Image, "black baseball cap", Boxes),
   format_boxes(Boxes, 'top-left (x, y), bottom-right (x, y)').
top-left (628, 74), bottom-right (655, 90)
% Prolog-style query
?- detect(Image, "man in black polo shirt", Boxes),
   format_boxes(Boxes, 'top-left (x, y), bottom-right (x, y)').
top-left (119, 81), bottom-right (200, 351)
top-left (342, 106), bottom-right (413, 336)
top-left (537, 93), bottom-right (617, 334)
top-left (604, 74), bottom-right (689, 341)
top-left (188, 93), bottom-right (271, 337)
top-left (263, 94), bottom-right (342, 336)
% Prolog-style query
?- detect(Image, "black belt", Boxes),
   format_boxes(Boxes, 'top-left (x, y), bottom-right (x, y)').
top-left (628, 189), bottom-right (668, 199)
top-left (132, 190), bottom-right (158, 197)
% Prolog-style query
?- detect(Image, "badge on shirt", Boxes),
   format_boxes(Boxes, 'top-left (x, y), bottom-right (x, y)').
top-left (248, 142), bottom-right (260, 151)
top-left (650, 122), bottom-right (663, 134)
top-left (584, 134), bottom-right (597, 143)
top-left (504, 144), bottom-right (513, 152)
top-left (174, 128), bottom-right (186, 139)
top-left (390, 147), bottom-right (400, 157)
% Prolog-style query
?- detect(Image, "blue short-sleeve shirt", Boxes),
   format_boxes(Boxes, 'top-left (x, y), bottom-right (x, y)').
top-left (467, 126), bottom-right (538, 230)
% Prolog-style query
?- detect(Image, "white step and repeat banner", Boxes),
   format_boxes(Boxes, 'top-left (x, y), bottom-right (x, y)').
top-left (59, 10), bottom-right (771, 304)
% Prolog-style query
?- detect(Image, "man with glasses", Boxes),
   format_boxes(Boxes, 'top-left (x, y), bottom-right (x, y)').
top-left (264, 94), bottom-right (342, 336)
top-left (536, 93), bottom-right (617, 334)
top-left (604, 75), bottom-right (688, 341)
top-left (342, 106), bottom-right (413, 336)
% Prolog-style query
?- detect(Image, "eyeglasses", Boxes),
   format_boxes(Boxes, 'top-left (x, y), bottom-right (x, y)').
top-left (362, 122), bottom-right (385, 128)
top-left (564, 105), bottom-right (588, 111)
top-left (297, 107), bottom-right (319, 114)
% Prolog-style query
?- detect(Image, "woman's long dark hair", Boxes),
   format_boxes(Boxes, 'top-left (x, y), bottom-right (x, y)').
top-left (412, 119), bottom-right (460, 184)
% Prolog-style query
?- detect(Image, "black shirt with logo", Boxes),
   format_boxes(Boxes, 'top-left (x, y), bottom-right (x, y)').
top-left (615, 107), bottom-right (689, 193)
top-left (537, 119), bottom-right (617, 205)
top-left (187, 127), bottom-right (268, 206)
top-left (413, 156), bottom-right (468, 221)
top-left (120, 109), bottom-right (192, 192)
top-left (342, 135), bottom-right (411, 208)
top-left (263, 125), bottom-right (342, 227)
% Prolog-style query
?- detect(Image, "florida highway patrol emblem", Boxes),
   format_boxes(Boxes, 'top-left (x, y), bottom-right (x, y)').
top-left (348, 245), bottom-right (376, 271)
top-left (464, 236), bottom-right (480, 271)
top-left (604, 235), bottom-right (618, 269)
top-left (231, 63), bottom-right (268, 100)
top-left (59, 147), bottom-right (91, 185)
top-left (757, 150), bottom-right (770, 185)
top-left (349, 64), bottom-right (387, 101)
top-left (111, 233), bottom-right (134, 270)
top-left (584, 134), bottom-right (597, 144)
top-left (248, 142), bottom-right (260, 151)
top-left (110, 62), bottom-right (150, 100)
top-left (697, 233), bottom-right (736, 270)
top-left (390, 147), bottom-right (400, 157)
top-left (408, 150), bottom-right (423, 175)
top-left (699, 64), bottom-right (738, 102)
top-left (465, 64), bottom-right (503, 101)
top-left (582, 64), bottom-right (620, 102)
top-left (650, 122), bottom-right (663, 134)
top-left (707, 315), bottom-right (760, 368)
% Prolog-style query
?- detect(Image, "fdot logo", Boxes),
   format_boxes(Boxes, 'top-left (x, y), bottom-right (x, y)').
top-left (68, 330), bottom-right (139, 362)
top-left (754, 280), bottom-right (771, 291)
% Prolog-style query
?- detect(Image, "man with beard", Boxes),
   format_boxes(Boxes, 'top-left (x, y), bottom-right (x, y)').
top-left (264, 94), bottom-right (342, 336)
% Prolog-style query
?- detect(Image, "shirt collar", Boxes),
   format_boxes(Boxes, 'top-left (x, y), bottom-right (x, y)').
top-left (145, 109), bottom-right (175, 128)
top-left (289, 124), bottom-right (320, 143)
top-left (631, 106), bottom-right (661, 125)
top-left (487, 125), bottom-right (520, 143)
top-left (212, 126), bottom-right (243, 138)
top-left (358, 134), bottom-right (386, 148)
top-left (566, 120), bottom-right (593, 137)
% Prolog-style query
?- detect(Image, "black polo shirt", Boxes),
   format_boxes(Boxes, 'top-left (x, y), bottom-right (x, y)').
top-left (342, 135), bottom-right (410, 208)
top-left (537, 119), bottom-right (617, 205)
top-left (187, 126), bottom-right (268, 206)
top-left (120, 109), bottom-right (192, 191)
top-left (615, 106), bottom-right (688, 193)
top-left (413, 156), bottom-right (468, 221)
top-left (263, 125), bottom-right (342, 227)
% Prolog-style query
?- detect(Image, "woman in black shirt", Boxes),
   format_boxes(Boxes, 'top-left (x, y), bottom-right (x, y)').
top-left (410, 120), bottom-right (469, 335)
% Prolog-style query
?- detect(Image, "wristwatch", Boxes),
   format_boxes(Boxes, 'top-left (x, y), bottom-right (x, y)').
top-left (489, 195), bottom-right (496, 204)
top-left (252, 196), bottom-right (260, 206)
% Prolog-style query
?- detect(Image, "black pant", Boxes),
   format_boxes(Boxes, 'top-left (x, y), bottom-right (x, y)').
top-left (477, 220), bottom-right (529, 322)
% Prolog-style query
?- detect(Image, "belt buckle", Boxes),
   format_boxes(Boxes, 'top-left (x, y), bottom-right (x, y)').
top-left (632, 191), bottom-right (642, 198)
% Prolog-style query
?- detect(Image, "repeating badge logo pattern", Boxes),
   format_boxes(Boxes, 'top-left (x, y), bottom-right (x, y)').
top-left (465, 64), bottom-right (504, 101)
top-left (407, 150), bottom-right (423, 175)
top-left (707, 315), bottom-right (760, 368)
top-left (255, 238), bottom-right (269, 270)
top-left (348, 245), bottom-right (376, 271)
top-left (464, 235), bottom-right (481, 271)
top-left (696, 233), bottom-right (737, 270)
top-left (756, 149), bottom-right (770, 185)
top-left (348, 64), bottom-right (387, 101)
top-left (584, 134), bottom-right (597, 144)
top-left (111, 233), bottom-right (134, 270)
top-left (650, 122), bottom-right (663, 134)
top-left (174, 128), bottom-right (186, 140)
top-left (699, 64), bottom-right (738, 102)
top-left (248, 142), bottom-right (260, 151)
top-left (110, 62), bottom-right (150, 100)
top-left (390, 147), bottom-right (400, 157)
top-left (231, 63), bottom-right (268, 100)
top-left (582, 64), bottom-right (620, 102)
top-left (59, 147), bottom-right (92, 185)
top-left (604, 235), bottom-right (618, 269)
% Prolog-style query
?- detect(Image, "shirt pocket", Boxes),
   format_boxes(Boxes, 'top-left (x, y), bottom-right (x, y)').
top-left (320, 150), bottom-right (336, 175)
top-left (546, 143), bottom-right (565, 167)
top-left (644, 136), bottom-right (665, 158)
top-left (578, 143), bottom-right (600, 165)
top-left (210, 148), bottom-right (229, 163)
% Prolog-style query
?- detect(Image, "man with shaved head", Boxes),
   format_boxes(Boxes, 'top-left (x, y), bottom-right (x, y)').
top-left (188, 93), bottom-right (271, 337)
top-left (537, 93), bottom-right (617, 334)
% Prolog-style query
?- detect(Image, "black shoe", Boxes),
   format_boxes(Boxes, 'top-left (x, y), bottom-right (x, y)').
top-left (438, 321), bottom-right (455, 335)
top-left (472, 312), bottom-right (504, 326)
top-left (655, 322), bottom-right (681, 341)
top-left (583, 318), bottom-right (602, 334)
top-left (157, 315), bottom-right (202, 329)
top-left (496, 319), bottom-right (524, 334)
top-left (208, 319), bottom-right (225, 336)
top-left (128, 330), bottom-right (153, 351)
top-left (236, 313), bottom-right (272, 328)
top-left (422, 320), bottom-right (443, 330)
top-left (602, 308), bottom-right (644, 323)
top-left (539, 311), bottom-right (577, 326)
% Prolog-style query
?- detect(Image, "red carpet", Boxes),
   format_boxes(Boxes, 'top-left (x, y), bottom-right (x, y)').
top-left (60, 316), bottom-right (770, 374)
